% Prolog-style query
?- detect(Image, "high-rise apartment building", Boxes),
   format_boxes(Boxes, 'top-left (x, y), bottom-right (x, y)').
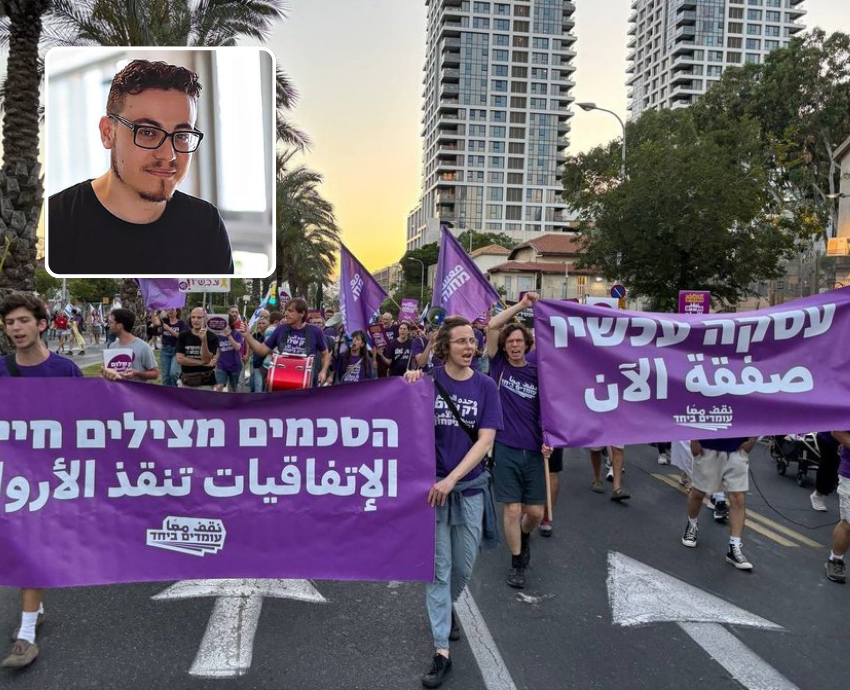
top-left (627, 0), bottom-right (806, 118)
top-left (407, 0), bottom-right (577, 251)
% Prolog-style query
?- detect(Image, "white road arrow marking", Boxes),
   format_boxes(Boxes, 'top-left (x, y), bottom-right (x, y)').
top-left (607, 552), bottom-right (799, 690)
top-left (153, 579), bottom-right (327, 678)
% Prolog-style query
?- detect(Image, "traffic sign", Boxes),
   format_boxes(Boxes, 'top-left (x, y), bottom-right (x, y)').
top-left (611, 284), bottom-right (626, 299)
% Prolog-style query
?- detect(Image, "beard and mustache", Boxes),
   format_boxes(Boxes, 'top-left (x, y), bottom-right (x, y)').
top-left (111, 150), bottom-right (179, 203)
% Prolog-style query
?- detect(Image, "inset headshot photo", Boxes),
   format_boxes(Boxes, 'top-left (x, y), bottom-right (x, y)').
top-left (45, 47), bottom-right (276, 278)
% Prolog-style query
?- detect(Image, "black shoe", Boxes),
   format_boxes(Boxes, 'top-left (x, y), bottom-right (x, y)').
top-left (507, 566), bottom-right (526, 589)
top-left (422, 653), bottom-right (452, 688)
top-left (713, 500), bottom-right (729, 522)
top-left (449, 607), bottom-right (461, 642)
top-left (519, 530), bottom-right (531, 567)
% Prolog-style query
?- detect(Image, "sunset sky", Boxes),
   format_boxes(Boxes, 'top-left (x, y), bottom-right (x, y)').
top-left (267, 0), bottom-right (850, 272)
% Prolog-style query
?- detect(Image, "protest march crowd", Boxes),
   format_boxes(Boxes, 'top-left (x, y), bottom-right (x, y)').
top-left (1, 288), bottom-right (848, 690)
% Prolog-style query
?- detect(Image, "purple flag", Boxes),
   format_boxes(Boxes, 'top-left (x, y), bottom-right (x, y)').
top-left (433, 227), bottom-right (501, 320)
top-left (339, 243), bottom-right (387, 335)
top-left (0, 377), bottom-right (436, 587)
top-left (136, 279), bottom-right (186, 311)
top-left (535, 289), bottom-right (850, 448)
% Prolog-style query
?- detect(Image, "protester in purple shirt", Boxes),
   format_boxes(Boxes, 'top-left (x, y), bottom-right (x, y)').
top-left (404, 316), bottom-right (502, 689)
top-left (824, 432), bottom-right (850, 584)
top-left (683, 435), bottom-right (758, 571)
top-left (485, 291), bottom-right (551, 590)
top-left (214, 314), bottom-right (245, 392)
top-left (241, 297), bottom-right (331, 388)
top-left (334, 331), bottom-right (374, 384)
top-left (0, 292), bottom-right (83, 669)
top-left (412, 327), bottom-right (444, 374)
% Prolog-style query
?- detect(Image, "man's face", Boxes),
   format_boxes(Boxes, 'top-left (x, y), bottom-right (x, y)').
top-left (3, 307), bottom-right (46, 350)
top-left (189, 308), bottom-right (206, 331)
top-left (107, 314), bottom-right (121, 335)
top-left (228, 306), bottom-right (240, 320)
top-left (104, 89), bottom-right (197, 203)
top-left (381, 313), bottom-right (393, 328)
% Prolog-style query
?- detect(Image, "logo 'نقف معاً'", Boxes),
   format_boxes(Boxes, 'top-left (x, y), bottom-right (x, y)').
top-left (146, 516), bottom-right (227, 557)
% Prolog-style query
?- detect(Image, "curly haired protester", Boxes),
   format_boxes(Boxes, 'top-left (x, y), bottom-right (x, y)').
top-left (405, 316), bottom-right (503, 689)
top-left (0, 293), bottom-right (83, 669)
top-left (485, 291), bottom-right (551, 589)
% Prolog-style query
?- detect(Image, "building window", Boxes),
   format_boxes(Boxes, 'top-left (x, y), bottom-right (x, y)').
top-left (490, 95), bottom-right (507, 107)
top-left (490, 125), bottom-right (506, 137)
top-left (512, 51), bottom-right (528, 63)
top-left (506, 205), bottom-right (522, 220)
top-left (488, 187), bottom-right (503, 200)
top-left (493, 49), bottom-right (509, 61)
top-left (727, 37), bottom-right (742, 48)
top-left (746, 24), bottom-right (762, 35)
top-left (746, 38), bottom-right (761, 50)
top-left (493, 33), bottom-right (509, 46)
top-left (472, 17), bottom-right (490, 29)
top-left (486, 204), bottom-right (503, 219)
top-left (494, 18), bottom-right (510, 31)
top-left (506, 188), bottom-right (522, 202)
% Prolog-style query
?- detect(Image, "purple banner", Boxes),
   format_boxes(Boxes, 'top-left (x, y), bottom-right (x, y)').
top-left (136, 279), bottom-right (187, 310)
top-left (0, 378), bottom-right (436, 587)
top-left (433, 226), bottom-right (501, 321)
top-left (339, 243), bottom-right (388, 336)
top-left (535, 289), bottom-right (850, 448)
top-left (400, 298), bottom-right (419, 323)
top-left (678, 290), bottom-right (711, 315)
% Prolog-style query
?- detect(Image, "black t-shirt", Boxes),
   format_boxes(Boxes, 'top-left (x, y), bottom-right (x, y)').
top-left (47, 181), bottom-right (234, 274)
top-left (176, 329), bottom-right (219, 374)
top-left (385, 338), bottom-right (413, 377)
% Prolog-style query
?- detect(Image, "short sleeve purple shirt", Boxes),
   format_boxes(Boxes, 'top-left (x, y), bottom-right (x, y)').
top-left (264, 324), bottom-right (327, 357)
top-left (488, 350), bottom-right (542, 451)
top-left (432, 367), bottom-right (503, 481)
top-left (0, 352), bottom-right (83, 378)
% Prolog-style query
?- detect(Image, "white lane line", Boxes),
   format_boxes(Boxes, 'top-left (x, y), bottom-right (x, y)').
top-left (678, 622), bottom-right (800, 690)
top-left (456, 589), bottom-right (518, 690)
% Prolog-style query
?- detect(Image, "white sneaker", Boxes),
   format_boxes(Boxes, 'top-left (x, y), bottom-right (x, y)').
top-left (810, 491), bottom-right (828, 512)
top-left (657, 454), bottom-right (669, 465)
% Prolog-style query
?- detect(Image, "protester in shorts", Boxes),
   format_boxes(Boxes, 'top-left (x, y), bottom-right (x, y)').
top-left (589, 445), bottom-right (629, 500)
top-left (681, 436), bottom-right (758, 571)
top-left (823, 431), bottom-right (849, 584)
top-left (404, 316), bottom-right (502, 689)
top-left (485, 291), bottom-right (551, 589)
top-left (0, 292), bottom-right (83, 669)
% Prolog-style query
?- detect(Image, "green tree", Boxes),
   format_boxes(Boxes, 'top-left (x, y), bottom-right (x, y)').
top-left (275, 150), bottom-right (340, 299)
top-left (34, 267), bottom-right (61, 298)
top-left (562, 108), bottom-right (796, 312)
top-left (694, 29), bottom-right (850, 245)
top-left (454, 230), bottom-right (517, 253)
top-left (68, 278), bottom-right (120, 304)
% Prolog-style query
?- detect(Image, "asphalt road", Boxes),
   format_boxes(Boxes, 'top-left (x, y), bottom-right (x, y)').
top-left (1, 443), bottom-right (845, 690)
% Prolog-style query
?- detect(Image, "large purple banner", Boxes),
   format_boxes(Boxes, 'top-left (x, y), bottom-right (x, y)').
top-left (0, 378), bottom-right (436, 587)
top-left (536, 289), bottom-right (850, 448)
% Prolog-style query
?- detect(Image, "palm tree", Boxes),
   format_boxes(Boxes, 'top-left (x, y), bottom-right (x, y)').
top-left (0, 0), bottom-right (51, 301)
top-left (276, 150), bottom-right (340, 298)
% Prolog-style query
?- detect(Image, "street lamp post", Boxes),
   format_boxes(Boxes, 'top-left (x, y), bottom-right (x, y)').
top-left (577, 102), bottom-right (626, 179)
top-left (409, 257), bottom-right (426, 304)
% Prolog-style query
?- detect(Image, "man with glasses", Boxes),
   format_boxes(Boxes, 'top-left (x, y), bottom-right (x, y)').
top-left (47, 59), bottom-right (234, 275)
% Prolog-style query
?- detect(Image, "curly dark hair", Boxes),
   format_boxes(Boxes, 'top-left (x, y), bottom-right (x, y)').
top-left (498, 322), bottom-right (534, 354)
top-left (433, 316), bottom-right (473, 361)
top-left (0, 292), bottom-right (48, 323)
top-left (106, 59), bottom-right (202, 114)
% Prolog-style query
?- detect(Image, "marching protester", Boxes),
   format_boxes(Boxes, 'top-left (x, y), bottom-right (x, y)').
top-left (176, 306), bottom-right (219, 390)
top-left (334, 330), bottom-right (375, 384)
top-left (159, 308), bottom-right (185, 387)
top-left (405, 316), bottom-right (503, 689)
top-left (0, 293), bottom-right (83, 669)
top-left (590, 445), bottom-right (629, 500)
top-left (682, 436), bottom-right (758, 570)
top-left (213, 314), bottom-right (246, 392)
top-left (248, 312), bottom-right (271, 392)
top-left (146, 311), bottom-right (162, 350)
top-left (376, 321), bottom-right (416, 377)
top-left (241, 297), bottom-right (332, 388)
top-left (824, 431), bottom-right (849, 584)
top-left (68, 308), bottom-right (86, 356)
top-left (100, 308), bottom-right (159, 382)
top-left (811, 431), bottom-right (842, 512)
top-left (53, 312), bottom-right (69, 354)
top-left (376, 312), bottom-right (398, 378)
top-left (90, 308), bottom-right (104, 346)
top-left (485, 291), bottom-right (551, 589)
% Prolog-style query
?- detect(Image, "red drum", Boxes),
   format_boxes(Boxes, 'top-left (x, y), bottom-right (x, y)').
top-left (266, 353), bottom-right (314, 391)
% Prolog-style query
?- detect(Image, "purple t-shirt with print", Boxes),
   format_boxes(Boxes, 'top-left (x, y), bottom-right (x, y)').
top-left (433, 367), bottom-right (503, 482)
top-left (488, 349), bottom-right (541, 451)
top-left (336, 352), bottom-right (371, 383)
top-left (216, 331), bottom-right (244, 373)
top-left (0, 352), bottom-right (83, 378)
top-left (264, 323), bottom-right (327, 358)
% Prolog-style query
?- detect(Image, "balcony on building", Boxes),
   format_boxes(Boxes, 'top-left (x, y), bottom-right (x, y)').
top-left (676, 25), bottom-right (696, 39)
top-left (671, 54), bottom-right (697, 71)
top-left (670, 70), bottom-right (695, 85)
top-left (787, 21), bottom-right (806, 35)
top-left (675, 10), bottom-right (697, 25)
top-left (675, 0), bottom-right (697, 9)
top-left (435, 190), bottom-right (456, 204)
top-left (671, 40), bottom-right (696, 56)
top-left (563, 1), bottom-right (576, 13)
top-left (437, 172), bottom-right (459, 185)
top-left (440, 67), bottom-right (460, 83)
top-left (442, 49), bottom-right (460, 67)
top-left (440, 19), bottom-right (463, 37)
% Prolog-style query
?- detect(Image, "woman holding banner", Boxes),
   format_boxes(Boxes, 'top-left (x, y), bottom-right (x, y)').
top-left (485, 291), bottom-right (551, 590)
top-left (405, 316), bottom-right (502, 689)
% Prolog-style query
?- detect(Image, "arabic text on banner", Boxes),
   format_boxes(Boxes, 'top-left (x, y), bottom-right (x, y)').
top-left (0, 378), bottom-right (436, 587)
top-left (535, 289), bottom-right (850, 448)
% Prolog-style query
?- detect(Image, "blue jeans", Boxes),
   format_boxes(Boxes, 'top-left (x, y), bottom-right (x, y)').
top-left (426, 492), bottom-right (483, 650)
top-left (160, 346), bottom-right (180, 387)
top-left (250, 366), bottom-right (266, 392)
top-left (215, 368), bottom-right (241, 391)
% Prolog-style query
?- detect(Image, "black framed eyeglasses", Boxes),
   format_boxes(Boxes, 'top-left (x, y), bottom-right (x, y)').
top-left (108, 113), bottom-right (204, 153)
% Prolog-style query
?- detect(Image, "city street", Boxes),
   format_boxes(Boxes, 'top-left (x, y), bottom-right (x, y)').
top-left (0, 442), bottom-right (844, 689)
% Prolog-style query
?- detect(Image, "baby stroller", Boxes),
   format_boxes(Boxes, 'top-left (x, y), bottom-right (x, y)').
top-left (767, 433), bottom-right (822, 487)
